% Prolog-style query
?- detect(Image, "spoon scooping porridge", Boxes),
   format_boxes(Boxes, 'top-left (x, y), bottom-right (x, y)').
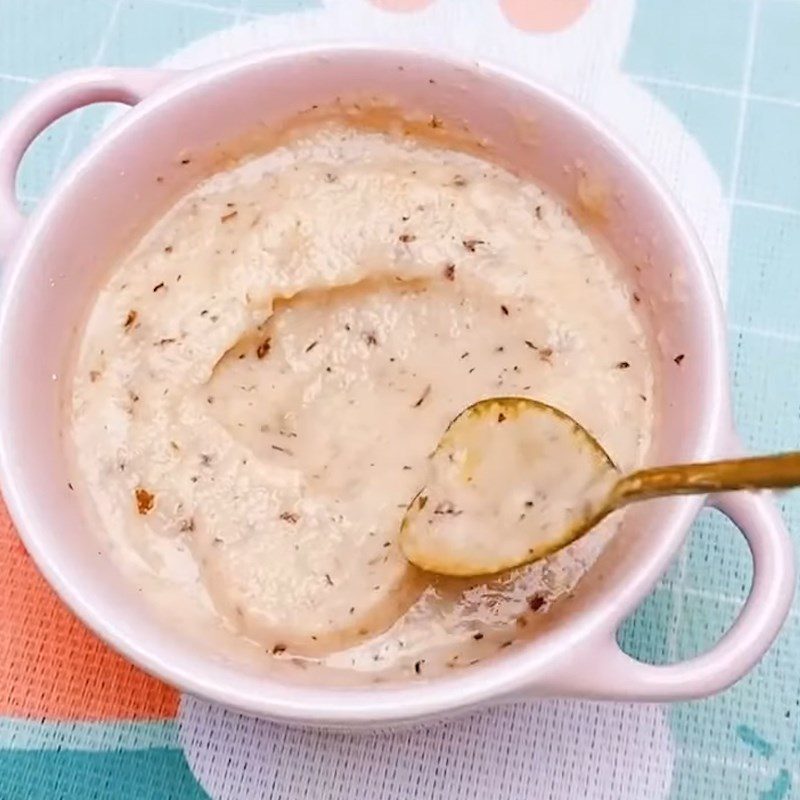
top-left (400, 396), bottom-right (800, 577)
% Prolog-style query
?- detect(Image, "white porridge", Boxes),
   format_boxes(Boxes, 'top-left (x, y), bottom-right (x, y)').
top-left (70, 120), bottom-right (653, 680)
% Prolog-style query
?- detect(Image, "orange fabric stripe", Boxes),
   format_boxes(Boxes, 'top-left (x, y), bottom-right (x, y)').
top-left (0, 496), bottom-right (178, 720)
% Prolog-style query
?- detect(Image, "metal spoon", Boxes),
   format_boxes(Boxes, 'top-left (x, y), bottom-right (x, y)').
top-left (399, 396), bottom-right (800, 577)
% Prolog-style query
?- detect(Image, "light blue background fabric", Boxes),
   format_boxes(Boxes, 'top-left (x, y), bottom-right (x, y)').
top-left (0, 1), bottom-right (798, 797)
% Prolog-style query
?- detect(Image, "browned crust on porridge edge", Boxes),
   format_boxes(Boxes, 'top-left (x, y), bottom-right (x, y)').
top-left (207, 100), bottom-right (495, 174)
top-left (171, 103), bottom-right (623, 272)
top-left (197, 100), bottom-right (612, 223)
top-left (102, 97), bottom-right (616, 286)
top-left (89, 101), bottom-right (502, 301)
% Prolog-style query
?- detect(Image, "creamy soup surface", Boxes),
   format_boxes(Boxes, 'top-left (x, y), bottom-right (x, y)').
top-left (70, 121), bottom-right (654, 681)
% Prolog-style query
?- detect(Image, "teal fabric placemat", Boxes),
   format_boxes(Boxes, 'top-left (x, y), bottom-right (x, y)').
top-left (0, 1), bottom-right (798, 797)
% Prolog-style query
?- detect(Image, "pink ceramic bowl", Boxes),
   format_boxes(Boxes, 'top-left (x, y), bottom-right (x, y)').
top-left (0, 47), bottom-right (795, 727)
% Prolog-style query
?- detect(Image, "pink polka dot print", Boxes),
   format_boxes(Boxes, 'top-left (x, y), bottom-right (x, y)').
top-left (500, 0), bottom-right (590, 32)
top-left (367, 0), bottom-right (591, 31)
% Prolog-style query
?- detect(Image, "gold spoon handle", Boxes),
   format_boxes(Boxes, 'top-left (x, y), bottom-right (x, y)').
top-left (611, 452), bottom-right (800, 508)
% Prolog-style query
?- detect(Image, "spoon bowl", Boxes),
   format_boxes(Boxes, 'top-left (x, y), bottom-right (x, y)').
top-left (399, 397), bottom-right (620, 576)
top-left (400, 397), bottom-right (800, 577)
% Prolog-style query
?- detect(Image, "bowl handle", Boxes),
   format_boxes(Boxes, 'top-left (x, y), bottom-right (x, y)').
top-left (0, 67), bottom-right (177, 260)
top-left (535, 489), bottom-right (795, 701)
